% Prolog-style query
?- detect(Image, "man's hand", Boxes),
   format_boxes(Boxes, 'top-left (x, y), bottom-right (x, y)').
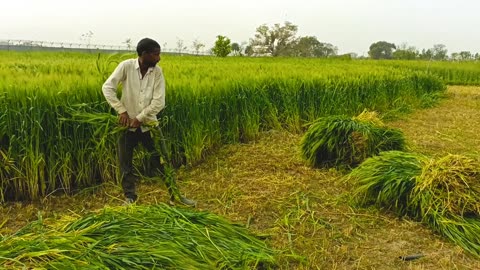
top-left (119, 112), bottom-right (130, 127)
top-left (130, 118), bottom-right (142, 128)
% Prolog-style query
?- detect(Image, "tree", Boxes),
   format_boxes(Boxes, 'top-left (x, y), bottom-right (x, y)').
top-left (212, 35), bottom-right (232, 57)
top-left (419, 48), bottom-right (434, 60)
top-left (368, 41), bottom-right (396, 59)
top-left (192, 39), bottom-right (205, 55)
top-left (451, 51), bottom-right (473, 61)
top-left (249, 21), bottom-right (298, 56)
top-left (123, 38), bottom-right (132, 51)
top-left (230, 42), bottom-right (247, 56)
top-left (459, 51), bottom-right (472, 60)
top-left (176, 38), bottom-right (187, 54)
top-left (432, 44), bottom-right (448, 60)
top-left (392, 43), bottom-right (418, 60)
top-left (315, 42), bottom-right (338, 57)
top-left (245, 45), bottom-right (254, 56)
top-left (451, 52), bottom-right (461, 61)
top-left (294, 36), bottom-right (337, 57)
top-left (231, 42), bottom-right (241, 56)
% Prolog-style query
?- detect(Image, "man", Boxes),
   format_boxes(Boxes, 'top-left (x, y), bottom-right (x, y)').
top-left (102, 38), bottom-right (195, 206)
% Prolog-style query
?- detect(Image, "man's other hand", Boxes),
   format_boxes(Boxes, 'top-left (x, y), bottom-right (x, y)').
top-left (119, 112), bottom-right (130, 127)
top-left (130, 118), bottom-right (142, 128)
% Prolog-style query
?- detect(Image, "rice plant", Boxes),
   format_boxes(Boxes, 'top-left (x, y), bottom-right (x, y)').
top-left (0, 51), bottom-right (447, 202)
top-left (300, 112), bottom-right (406, 168)
top-left (0, 204), bottom-right (277, 269)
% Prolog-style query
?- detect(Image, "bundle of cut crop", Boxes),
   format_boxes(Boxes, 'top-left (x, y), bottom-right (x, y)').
top-left (0, 203), bottom-right (276, 269)
top-left (300, 110), bottom-right (406, 168)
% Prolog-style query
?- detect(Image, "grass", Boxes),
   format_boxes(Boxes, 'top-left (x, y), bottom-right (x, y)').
top-left (2, 86), bottom-right (480, 269)
top-left (0, 51), bottom-right (447, 202)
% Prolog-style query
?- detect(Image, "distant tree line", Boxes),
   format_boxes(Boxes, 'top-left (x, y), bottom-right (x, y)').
top-left (211, 22), bottom-right (340, 58)
top-left (368, 41), bottom-right (480, 61)
top-left (208, 21), bottom-right (480, 60)
top-left (13, 23), bottom-right (474, 60)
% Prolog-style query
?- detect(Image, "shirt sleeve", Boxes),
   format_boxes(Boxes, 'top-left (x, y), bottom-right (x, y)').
top-left (136, 69), bottom-right (166, 122)
top-left (102, 62), bottom-right (128, 114)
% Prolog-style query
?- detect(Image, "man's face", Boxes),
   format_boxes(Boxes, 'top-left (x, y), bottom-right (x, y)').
top-left (142, 48), bottom-right (161, 67)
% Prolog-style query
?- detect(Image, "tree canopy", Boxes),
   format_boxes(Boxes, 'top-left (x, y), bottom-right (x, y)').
top-left (368, 41), bottom-right (396, 59)
top-left (247, 22), bottom-right (337, 58)
top-left (212, 35), bottom-right (232, 57)
top-left (294, 36), bottom-right (338, 57)
top-left (249, 21), bottom-right (298, 56)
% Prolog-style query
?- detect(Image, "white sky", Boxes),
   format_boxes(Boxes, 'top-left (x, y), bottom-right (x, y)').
top-left (1, 0), bottom-right (479, 55)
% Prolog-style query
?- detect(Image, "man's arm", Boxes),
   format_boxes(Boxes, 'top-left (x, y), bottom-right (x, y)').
top-left (135, 69), bottom-right (166, 123)
top-left (102, 62), bottom-right (128, 115)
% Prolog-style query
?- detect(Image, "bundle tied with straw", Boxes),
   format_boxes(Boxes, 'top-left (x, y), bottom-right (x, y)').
top-left (411, 154), bottom-right (480, 219)
top-left (348, 150), bottom-right (427, 216)
top-left (300, 110), bottom-right (406, 168)
top-left (348, 152), bottom-right (480, 257)
top-left (409, 154), bottom-right (480, 256)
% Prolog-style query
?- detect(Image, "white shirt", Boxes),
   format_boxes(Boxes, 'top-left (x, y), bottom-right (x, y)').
top-left (102, 58), bottom-right (165, 131)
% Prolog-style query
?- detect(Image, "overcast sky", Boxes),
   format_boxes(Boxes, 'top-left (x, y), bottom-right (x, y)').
top-left (1, 0), bottom-right (479, 55)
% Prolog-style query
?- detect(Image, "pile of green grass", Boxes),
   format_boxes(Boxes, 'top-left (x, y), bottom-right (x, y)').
top-left (300, 111), bottom-right (406, 168)
top-left (0, 204), bottom-right (276, 269)
top-left (348, 152), bottom-right (480, 257)
top-left (348, 151), bottom-right (426, 216)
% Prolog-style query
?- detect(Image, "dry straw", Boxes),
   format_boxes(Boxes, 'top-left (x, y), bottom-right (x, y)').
top-left (412, 154), bottom-right (480, 218)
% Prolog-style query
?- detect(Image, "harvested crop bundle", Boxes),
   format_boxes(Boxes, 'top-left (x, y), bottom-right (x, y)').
top-left (0, 204), bottom-right (276, 269)
top-left (348, 152), bottom-right (480, 257)
top-left (348, 150), bottom-right (426, 216)
top-left (300, 111), bottom-right (405, 168)
top-left (412, 154), bottom-right (480, 218)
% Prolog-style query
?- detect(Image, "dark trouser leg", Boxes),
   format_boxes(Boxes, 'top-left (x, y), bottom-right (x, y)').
top-left (118, 129), bottom-right (139, 201)
top-left (138, 129), bottom-right (195, 206)
top-left (139, 130), bottom-right (164, 175)
top-left (139, 130), bottom-right (175, 197)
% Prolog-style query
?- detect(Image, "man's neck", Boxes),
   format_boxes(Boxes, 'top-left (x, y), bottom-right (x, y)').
top-left (138, 59), bottom-right (149, 77)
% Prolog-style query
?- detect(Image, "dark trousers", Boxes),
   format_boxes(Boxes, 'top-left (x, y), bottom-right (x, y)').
top-left (118, 128), bottom-right (163, 200)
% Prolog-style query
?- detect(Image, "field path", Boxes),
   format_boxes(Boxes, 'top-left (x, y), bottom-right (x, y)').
top-left (174, 85), bottom-right (480, 269)
top-left (389, 85), bottom-right (480, 157)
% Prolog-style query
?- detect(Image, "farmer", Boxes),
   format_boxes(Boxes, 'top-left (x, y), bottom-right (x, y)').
top-left (102, 38), bottom-right (195, 206)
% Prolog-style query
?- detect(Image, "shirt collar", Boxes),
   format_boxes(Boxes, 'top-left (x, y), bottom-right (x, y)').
top-left (135, 58), bottom-right (155, 74)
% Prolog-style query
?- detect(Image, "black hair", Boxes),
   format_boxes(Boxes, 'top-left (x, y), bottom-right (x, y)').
top-left (136, 38), bottom-right (161, 56)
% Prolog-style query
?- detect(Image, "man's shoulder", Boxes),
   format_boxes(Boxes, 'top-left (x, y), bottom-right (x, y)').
top-left (119, 58), bottom-right (137, 67)
top-left (153, 65), bottom-right (163, 74)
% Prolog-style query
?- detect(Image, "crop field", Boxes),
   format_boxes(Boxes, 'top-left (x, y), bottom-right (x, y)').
top-left (1, 51), bottom-right (480, 269)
